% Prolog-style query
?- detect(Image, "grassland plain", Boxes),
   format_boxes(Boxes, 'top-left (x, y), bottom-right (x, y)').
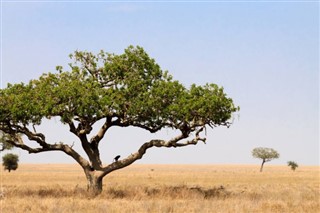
top-left (0, 164), bottom-right (319, 213)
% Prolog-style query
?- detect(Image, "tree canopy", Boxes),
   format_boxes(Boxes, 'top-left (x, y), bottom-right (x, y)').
top-left (252, 147), bottom-right (280, 161)
top-left (0, 46), bottom-right (239, 195)
top-left (287, 161), bottom-right (298, 171)
top-left (2, 153), bottom-right (19, 172)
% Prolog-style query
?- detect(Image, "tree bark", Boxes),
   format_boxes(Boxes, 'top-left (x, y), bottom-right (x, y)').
top-left (85, 171), bottom-right (103, 196)
top-left (260, 160), bottom-right (265, 172)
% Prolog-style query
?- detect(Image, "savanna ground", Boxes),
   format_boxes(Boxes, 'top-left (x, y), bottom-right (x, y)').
top-left (0, 164), bottom-right (319, 213)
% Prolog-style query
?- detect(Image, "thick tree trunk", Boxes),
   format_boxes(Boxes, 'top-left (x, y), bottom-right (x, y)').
top-left (260, 160), bottom-right (265, 172)
top-left (85, 171), bottom-right (103, 196)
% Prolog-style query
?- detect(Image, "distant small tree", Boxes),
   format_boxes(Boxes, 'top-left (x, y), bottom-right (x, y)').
top-left (287, 161), bottom-right (298, 171)
top-left (1, 131), bottom-right (19, 172)
top-left (2, 153), bottom-right (19, 172)
top-left (252, 147), bottom-right (279, 172)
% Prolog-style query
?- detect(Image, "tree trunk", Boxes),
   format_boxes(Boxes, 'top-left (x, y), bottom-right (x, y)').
top-left (260, 160), bottom-right (265, 172)
top-left (85, 171), bottom-right (103, 196)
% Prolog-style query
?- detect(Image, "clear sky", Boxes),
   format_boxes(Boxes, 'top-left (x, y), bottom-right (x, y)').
top-left (1, 1), bottom-right (319, 165)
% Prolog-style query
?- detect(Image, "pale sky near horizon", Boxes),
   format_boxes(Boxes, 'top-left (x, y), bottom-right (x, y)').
top-left (0, 1), bottom-right (319, 166)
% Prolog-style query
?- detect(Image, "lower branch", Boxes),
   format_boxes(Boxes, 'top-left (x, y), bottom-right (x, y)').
top-left (5, 135), bottom-right (91, 170)
top-left (101, 127), bottom-right (206, 176)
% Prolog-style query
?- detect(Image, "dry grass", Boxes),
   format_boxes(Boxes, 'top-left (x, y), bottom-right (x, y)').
top-left (1, 164), bottom-right (319, 212)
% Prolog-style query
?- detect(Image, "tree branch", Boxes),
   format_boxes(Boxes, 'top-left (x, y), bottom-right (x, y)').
top-left (1, 122), bottom-right (91, 169)
top-left (100, 126), bottom-right (206, 176)
top-left (68, 121), bottom-right (77, 135)
top-left (110, 117), bottom-right (173, 134)
top-left (67, 118), bottom-right (107, 170)
top-left (4, 134), bottom-right (91, 170)
top-left (5, 123), bottom-right (47, 148)
top-left (90, 117), bottom-right (112, 145)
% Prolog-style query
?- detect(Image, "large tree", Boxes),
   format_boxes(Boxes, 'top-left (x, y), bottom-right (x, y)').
top-left (0, 46), bottom-right (239, 195)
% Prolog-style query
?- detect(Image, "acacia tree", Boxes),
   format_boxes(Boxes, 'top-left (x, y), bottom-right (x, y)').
top-left (287, 161), bottom-right (298, 171)
top-left (0, 46), bottom-right (239, 195)
top-left (1, 131), bottom-right (19, 172)
top-left (2, 153), bottom-right (19, 172)
top-left (252, 147), bottom-right (279, 172)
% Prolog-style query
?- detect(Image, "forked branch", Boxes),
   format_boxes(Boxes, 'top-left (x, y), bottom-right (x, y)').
top-left (101, 126), bottom-right (206, 176)
top-left (2, 124), bottom-right (91, 170)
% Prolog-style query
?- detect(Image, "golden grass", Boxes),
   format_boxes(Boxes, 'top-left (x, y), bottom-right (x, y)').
top-left (1, 164), bottom-right (319, 213)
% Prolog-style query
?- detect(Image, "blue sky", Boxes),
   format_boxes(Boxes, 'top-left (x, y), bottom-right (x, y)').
top-left (1, 1), bottom-right (319, 165)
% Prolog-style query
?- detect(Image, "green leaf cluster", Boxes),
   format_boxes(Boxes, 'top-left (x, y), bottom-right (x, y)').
top-left (252, 147), bottom-right (280, 161)
top-left (0, 131), bottom-right (14, 151)
top-left (0, 46), bottom-right (239, 131)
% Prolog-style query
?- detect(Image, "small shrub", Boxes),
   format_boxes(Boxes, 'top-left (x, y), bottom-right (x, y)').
top-left (2, 153), bottom-right (19, 172)
top-left (287, 161), bottom-right (298, 171)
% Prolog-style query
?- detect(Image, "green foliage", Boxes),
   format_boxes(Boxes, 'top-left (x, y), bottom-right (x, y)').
top-left (287, 161), bottom-right (298, 171)
top-left (0, 45), bottom-right (239, 131)
top-left (0, 131), bottom-right (14, 151)
top-left (252, 147), bottom-right (280, 162)
top-left (2, 153), bottom-right (19, 172)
